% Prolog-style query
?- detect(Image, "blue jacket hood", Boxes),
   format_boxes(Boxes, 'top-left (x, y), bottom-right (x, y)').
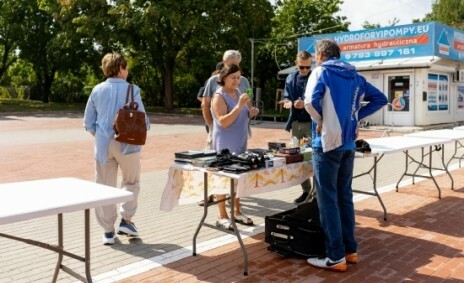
top-left (321, 58), bottom-right (357, 79)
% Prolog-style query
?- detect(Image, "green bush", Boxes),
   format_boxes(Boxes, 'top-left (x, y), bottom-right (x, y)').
top-left (0, 87), bottom-right (11, 99)
top-left (51, 70), bottom-right (85, 103)
top-left (174, 73), bottom-right (201, 108)
top-left (15, 86), bottom-right (29, 100)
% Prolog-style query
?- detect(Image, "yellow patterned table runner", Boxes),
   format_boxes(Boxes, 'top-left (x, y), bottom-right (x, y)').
top-left (160, 162), bottom-right (312, 211)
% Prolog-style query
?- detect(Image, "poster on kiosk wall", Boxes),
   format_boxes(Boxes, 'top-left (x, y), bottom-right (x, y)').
top-left (427, 74), bottom-right (449, 111)
top-left (458, 85), bottom-right (464, 110)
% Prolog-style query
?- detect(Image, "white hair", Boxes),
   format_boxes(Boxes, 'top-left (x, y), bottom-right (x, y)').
top-left (223, 50), bottom-right (242, 61)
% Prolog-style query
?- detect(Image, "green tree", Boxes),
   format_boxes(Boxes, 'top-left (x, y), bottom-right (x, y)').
top-left (362, 21), bottom-right (381, 29)
top-left (361, 18), bottom-right (399, 30)
top-left (255, 0), bottom-right (349, 90)
top-left (5, 59), bottom-right (36, 87)
top-left (70, 0), bottom-right (224, 109)
top-left (125, 0), bottom-right (273, 110)
top-left (16, 0), bottom-right (99, 103)
top-left (426, 0), bottom-right (464, 29)
top-left (0, 0), bottom-right (24, 82)
top-left (273, 0), bottom-right (348, 39)
top-left (3, 0), bottom-right (274, 109)
top-left (178, 0), bottom-right (274, 107)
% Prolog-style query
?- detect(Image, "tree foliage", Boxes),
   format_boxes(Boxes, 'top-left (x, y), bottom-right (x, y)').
top-left (273, 0), bottom-right (348, 39)
top-left (426, 0), bottom-right (464, 29)
top-left (361, 18), bottom-right (399, 30)
top-left (362, 21), bottom-right (381, 30)
top-left (0, 0), bottom-right (24, 82)
top-left (271, 0), bottom-right (348, 70)
top-left (13, 0), bottom-right (99, 102)
top-left (67, 0), bottom-right (273, 110)
top-left (257, 0), bottom-right (348, 96)
top-left (0, 0), bottom-right (376, 110)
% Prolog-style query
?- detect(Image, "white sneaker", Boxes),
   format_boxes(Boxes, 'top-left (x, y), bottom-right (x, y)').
top-left (102, 231), bottom-right (116, 245)
top-left (307, 257), bottom-right (347, 272)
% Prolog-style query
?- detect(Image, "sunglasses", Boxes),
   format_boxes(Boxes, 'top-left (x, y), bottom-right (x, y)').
top-left (299, 65), bottom-right (310, 70)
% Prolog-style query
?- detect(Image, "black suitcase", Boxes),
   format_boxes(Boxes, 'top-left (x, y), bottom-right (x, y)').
top-left (265, 200), bottom-right (325, 258)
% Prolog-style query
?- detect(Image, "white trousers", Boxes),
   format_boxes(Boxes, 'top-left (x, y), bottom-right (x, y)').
top-left (95, 139), bottom-right (141, 232)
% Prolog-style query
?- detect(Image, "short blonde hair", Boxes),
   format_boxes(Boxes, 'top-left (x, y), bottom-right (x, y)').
top-left (101, 52), bottom-right (128, 78)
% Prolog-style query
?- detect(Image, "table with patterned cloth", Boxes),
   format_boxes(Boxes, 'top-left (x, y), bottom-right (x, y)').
top-left (160, 161), bottom-right (312, 276)
top-left (160, 161), bottom-right (312, 212)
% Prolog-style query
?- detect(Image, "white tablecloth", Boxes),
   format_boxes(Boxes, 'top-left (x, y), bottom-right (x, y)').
top-left (160, 161), bottom-right (312, 211)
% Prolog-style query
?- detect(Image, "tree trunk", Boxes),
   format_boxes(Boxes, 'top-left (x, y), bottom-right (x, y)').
top-left (41, 72), bottom-right (54, 103)
top-left (162, 65), bottom-right (174, 110)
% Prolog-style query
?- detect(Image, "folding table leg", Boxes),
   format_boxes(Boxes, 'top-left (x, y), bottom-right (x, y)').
top-left (193, 172), bottom-right (209, 256)
top-left (85, 209), bottom-right (92, 282)
top-left (228, 179), bottom-right (248, 276)
top-left (52, 214), bottom-right (64, 283)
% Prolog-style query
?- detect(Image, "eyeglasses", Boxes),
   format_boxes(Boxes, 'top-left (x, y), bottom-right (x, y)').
top-left (299, 66), bottom-right (310, 70)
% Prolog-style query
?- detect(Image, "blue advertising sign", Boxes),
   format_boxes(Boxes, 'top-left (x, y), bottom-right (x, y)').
top-left (434, 22), bottom-right (464, 61)
top-left (298, 22), bottom-right (464, 63)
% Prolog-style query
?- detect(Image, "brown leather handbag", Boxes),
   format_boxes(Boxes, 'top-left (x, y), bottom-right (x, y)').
top-left (113, 84), bottom-right (147, 145)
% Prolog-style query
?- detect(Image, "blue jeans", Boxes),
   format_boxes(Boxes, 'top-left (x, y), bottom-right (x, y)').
top-left (312, 147), bottom-right (357, 261)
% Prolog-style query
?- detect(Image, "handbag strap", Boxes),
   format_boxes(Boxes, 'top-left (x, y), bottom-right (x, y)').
top-left (124, 83), bottom-right (138, 110)
top-left (125, 83), bottom-right (134, 104)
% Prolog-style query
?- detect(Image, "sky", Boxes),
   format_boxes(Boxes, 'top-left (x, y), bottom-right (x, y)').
top-left (338, 0), bottom-right (435, 31)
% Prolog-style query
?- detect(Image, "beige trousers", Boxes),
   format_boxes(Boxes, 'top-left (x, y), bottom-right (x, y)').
top-left (95, 139), bottom-right (141, 232)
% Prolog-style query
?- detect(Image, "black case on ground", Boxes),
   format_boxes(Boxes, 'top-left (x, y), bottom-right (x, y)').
top-left (264, 200), bottom-right (325, 258)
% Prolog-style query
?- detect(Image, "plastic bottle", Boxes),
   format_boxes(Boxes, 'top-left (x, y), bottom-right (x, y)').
top-left (246, 88), bottom-right (253, 99)
top-left (291, 136), bottom-right (299, 147)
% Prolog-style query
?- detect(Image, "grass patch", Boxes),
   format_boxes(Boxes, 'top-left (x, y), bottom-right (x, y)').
top-left (145, 106), bottom-right (202, 116)
top-left (0, 99), bottom-right (284, 119)
top-left (0, 98), bottom-right (86, 113)
top-left (0, 98), bottom-right (203, 115)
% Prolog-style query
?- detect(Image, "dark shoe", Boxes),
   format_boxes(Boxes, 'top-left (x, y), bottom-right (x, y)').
top-left (198, 195), bottom-right (215, 206)
top-left (102, 231), bottom-right (116, 245)
top-left (117, 219), bottom-right (138, 237)
top-left (294, 192), bottom-right (309, 205)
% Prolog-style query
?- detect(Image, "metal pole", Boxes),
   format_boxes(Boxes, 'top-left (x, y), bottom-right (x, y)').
top-left (250, 38), bottom-right (254, 90)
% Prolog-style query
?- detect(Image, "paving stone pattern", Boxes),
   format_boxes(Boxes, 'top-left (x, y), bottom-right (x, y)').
top-left (0, 112), bottom-right (463, 282)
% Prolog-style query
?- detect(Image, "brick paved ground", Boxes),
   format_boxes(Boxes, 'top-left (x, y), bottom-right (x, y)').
top-left (1, 112), bottom-right (463, 282)
top-left (117, 171), bottom-right (464, 282)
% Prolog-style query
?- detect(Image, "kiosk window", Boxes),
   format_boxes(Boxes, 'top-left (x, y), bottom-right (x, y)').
top-left (388, 76), bottom-right (410, 112)
top-left (428, 73), bottom-right (449, 111)
top-left (458, 85), bottom-right (464, 110)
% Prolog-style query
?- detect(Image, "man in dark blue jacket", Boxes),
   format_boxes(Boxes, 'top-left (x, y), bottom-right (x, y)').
top-left (283, 50), bottom-right (313, 205)
top-left (304, 39), bottom-right (387, 271)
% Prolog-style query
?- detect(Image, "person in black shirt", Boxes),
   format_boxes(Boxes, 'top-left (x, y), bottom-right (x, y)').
top-left (283, 51), bottom-right (314, 205)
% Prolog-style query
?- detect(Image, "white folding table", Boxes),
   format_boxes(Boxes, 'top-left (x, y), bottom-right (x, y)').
top-left (0, 177), bottom-right (133, 283)
top-left (407, 129), bottom-right (464, 168)
top-left (352, 151), bottom-right (388, 220)
top-left (365, 136), bottom-right (453, 200)
top-left (161, 161), bottom-right (312, 276)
